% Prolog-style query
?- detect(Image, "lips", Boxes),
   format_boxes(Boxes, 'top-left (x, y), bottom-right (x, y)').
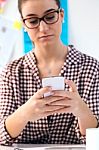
top-left (38, 34), bottom-right (54, 39)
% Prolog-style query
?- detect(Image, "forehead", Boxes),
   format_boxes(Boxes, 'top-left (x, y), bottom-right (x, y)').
top-left (22, 0), bottom-right (58, 17)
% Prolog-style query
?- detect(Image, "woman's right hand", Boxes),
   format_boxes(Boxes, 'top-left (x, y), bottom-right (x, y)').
top-left (23, 87), bottom-right (64, 122)
top-left (5, 87), bottom-right (64, 138)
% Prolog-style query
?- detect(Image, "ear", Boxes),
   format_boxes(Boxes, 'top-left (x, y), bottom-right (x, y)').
top-left (60, 8), bottom-right (64, 23)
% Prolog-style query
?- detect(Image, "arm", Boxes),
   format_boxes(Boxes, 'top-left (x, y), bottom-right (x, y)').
top-left (49, 79), bottom-right (99, 136)
top-left (66, 80), bottom-right (98, 135)
top-left (0, 69), bottom-right (64, 142)
top-left (5, 87), bottom-right (65, 139)
top-left (0, 69), bottom-right (29, 144)
top-left (77, 71), bottom-right (99, 134)
top-left (0, 70), bottom-right (16, 145)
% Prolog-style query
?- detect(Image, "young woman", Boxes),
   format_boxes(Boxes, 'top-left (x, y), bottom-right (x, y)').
top-left (0, 0), bottom-right (99, 145)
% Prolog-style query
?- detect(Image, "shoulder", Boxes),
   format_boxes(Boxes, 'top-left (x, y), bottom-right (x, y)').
top-left (68, 45), bottom-right (99, 72)
top-left (0, 50), bottom-right (35, 80)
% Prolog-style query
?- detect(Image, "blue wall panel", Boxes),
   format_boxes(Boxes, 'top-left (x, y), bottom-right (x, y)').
top-left (60, 0), bottom-right (68, 45)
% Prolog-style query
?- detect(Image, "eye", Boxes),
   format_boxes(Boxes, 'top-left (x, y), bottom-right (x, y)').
top-left (45, 12), bottom-right (56, 21)
top-left (28, 17), bottom-right (39, 25)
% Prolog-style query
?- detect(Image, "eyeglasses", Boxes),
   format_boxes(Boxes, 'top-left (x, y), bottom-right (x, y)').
top-left (22, 9), bottom-right (61, 29)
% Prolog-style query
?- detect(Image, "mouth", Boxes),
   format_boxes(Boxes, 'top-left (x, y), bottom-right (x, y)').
top-left (38, 35), bottom-right (54, 39)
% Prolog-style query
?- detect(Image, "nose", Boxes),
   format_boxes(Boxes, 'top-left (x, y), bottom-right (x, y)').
top-left (39, 20), bottom-right (49, 32)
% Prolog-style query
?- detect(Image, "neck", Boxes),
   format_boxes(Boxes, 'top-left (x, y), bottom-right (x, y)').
top-left (34, 43), bottom-right (68, 78)
top-left (34, 42), bottom-right (67, 63)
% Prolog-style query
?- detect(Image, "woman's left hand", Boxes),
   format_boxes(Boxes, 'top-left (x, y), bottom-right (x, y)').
top-left (50, 79), bottom-right (88, 117)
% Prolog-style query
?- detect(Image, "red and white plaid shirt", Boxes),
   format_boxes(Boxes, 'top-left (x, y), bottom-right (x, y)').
top-left (0, 45), bottom-right (99, 145)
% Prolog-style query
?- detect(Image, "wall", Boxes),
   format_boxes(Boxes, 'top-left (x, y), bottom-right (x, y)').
top-left (2, 0), bottom-right (20, 20)
top-left (68, 0), bottom-right (99, 60)
top-left (0, 0), bottom-right (23, 72)
top-left (2, 0), bottom-right (23, 53)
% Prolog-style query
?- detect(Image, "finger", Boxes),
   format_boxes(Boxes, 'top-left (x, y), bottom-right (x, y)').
top-left (44, 104), bottom-right (64, 112)
top-left (55, 106), bottom-right (71, 114)
top-left (49, 98), bottom-right (72, 106)
top-left (45, 106), bottom-right (71, 115)
top-left (52, 90), bottom-right (72, 99)
top-left (44, 95), bottom-right (64, 104)
top-left (65, 79), bottom-right (77, 92)
top-left (34, 86), bottom-right (52, 99)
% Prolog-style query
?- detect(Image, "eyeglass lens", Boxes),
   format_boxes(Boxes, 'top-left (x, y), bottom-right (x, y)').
top-left (23, 9), bottom-right (60, 29)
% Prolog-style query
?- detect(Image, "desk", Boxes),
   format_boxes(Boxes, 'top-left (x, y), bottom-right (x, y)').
top-left (0, 144), bottom-right (86, 150)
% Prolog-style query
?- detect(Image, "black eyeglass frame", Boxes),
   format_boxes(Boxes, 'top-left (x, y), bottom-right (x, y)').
top-left (22, 8), bottom-right (62, 29)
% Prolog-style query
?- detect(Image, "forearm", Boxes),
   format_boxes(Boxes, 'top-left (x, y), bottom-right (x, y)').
top-left (78, 105), bottom-right (98, 135)
top-left (5, 104), bottom-right (29, 138)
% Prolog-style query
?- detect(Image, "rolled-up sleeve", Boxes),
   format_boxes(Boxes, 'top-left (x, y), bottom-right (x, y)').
top-left (76, 64), bottom-right (99, 144)
top-left (0, 68), bottom-right (16, 145)
top-left (88, 70), bottom-right (99, 127)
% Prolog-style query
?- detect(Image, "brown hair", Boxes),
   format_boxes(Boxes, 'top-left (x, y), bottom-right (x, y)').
top-left (18, 0), bottom-right (61, 17)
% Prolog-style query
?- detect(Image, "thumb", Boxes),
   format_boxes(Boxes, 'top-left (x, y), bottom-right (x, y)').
top-left (65, 79), bottom-right (77, 92)
top-left (34, 86), bottom-right (52, 99)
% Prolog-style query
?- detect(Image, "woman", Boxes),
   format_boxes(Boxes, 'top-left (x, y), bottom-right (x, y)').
top-left (0, 0), bottom-right (99, 145)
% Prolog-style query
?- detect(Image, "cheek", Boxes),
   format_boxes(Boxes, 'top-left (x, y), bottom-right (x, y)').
top-left (55, 21), bottom-right (63, 36)
top-left (27, 30), bottom-right (37, 42)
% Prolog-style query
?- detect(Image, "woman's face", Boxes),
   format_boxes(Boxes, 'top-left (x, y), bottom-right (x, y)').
top-left (22, 0), bottom-right (64, 47)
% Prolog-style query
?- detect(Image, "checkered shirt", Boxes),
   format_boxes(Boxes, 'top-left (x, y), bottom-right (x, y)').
top-left (0, 45), bottom-right (99, 145)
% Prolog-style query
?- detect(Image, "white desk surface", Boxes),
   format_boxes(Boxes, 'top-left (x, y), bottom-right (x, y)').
top-left (0, 144), bottom-right (86, 150)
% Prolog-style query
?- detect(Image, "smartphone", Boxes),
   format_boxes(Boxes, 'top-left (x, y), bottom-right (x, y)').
top-left (42, 76), bottom-right (65, 97)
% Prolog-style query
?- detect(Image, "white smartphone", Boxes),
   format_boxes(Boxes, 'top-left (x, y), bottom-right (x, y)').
top-left (42, 76), bottom-right (65, 97)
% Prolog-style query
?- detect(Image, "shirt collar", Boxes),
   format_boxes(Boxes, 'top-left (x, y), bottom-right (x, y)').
top-left (23, 45), bottom-right (82, 71)
top-left (66, 45), bottom-right (82, 66)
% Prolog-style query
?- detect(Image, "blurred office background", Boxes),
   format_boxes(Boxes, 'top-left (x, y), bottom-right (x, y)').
top-left (0, 0), bottom-right (99, 72)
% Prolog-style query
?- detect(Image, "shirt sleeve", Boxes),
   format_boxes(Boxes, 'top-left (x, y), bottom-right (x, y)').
top-left (88, 70), bottom-right (99, 127)
top-left (76, 65), bottom-right (99, 144)
top-left (0, 67), bottom-right (17, 145)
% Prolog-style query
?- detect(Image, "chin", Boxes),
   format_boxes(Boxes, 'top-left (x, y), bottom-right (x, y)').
top-left (41, 40), bottom-right (55, 47)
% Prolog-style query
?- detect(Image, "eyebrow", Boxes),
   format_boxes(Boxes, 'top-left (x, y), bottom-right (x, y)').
top-left (25, 8), bottom-right (58, 18)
